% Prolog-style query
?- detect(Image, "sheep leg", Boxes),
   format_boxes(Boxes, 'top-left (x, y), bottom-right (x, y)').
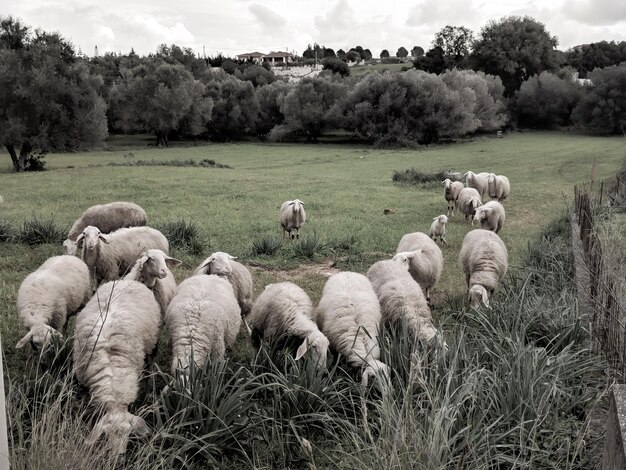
top-left (441, 235), bottom-right (448, 246)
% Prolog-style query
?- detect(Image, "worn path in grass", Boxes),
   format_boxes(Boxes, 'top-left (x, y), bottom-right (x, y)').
top-left (0, 131), bottom-right (624, 368)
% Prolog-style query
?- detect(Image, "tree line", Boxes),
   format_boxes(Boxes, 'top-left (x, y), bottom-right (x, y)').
top-left (1, 15), bottom-right (625, 172)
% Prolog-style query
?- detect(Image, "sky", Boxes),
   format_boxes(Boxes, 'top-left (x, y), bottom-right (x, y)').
top-left (3, 0), bottom-right (626, 57)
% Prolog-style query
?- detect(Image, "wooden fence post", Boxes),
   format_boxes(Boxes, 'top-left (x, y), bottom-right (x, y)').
top-left (0, 335), bottom-right (10, 468)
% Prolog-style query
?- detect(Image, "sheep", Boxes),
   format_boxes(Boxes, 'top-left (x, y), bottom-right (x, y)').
top-left (77, 225), bottom-right (169, 286)
top-left (429, 215), bottom-right (449, 245)
top-left (249, 282), bottom-right (329, 368)
top-left (315, 272), bottom-right (389, 389)
top-left (194, 251), bottom-right (253, 316)
top-left (16, 255), bottom-right (91, 352)
top-left (165, 275), bottom-right (241, 374)
top-left (366, 260), bottom-right (439, 344)
top-left (124, 249), bottom-right (182, 315)
top-left (456, 187), bottom-right (483, 223)
top-left (473, 201), bottom-right (506, 234)
top-left (487, 173), bottom-right (511, 202)
top-left (73, 280), bottom-right (161, 455)
top-left (463, 171), bottom-right (490, 199)
top-left (442, 179), bottom-right (464, 216)
top-left (64, 202), bottom-right (147, 256)
top-left (459, 229), bottom-right (508, 309)
top-left (393, 232), bottom-right (444, 303)
top-left (280, 199), bottom-right (306, 239)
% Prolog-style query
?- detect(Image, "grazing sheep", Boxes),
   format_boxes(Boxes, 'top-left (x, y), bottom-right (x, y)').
top-left (64, 202), bottom-right (147, 256)
top-left (366, 260), bottom-right (439, 343)
top-left (429, 215), bottom-right (449, 245)
top-left (280, 199), bottom-right (306, 239)
top-left (73, 280), bottom-right (161, 455)
top-left (194, 251), bottom-right (253, 316)
top-left (456, 187), bottom-right (483, 223)
top-left (459, 229), bottom-right (508, 309)
top-left (442, 179), bottom-right (464, 216)
top-left (16, 255), bottom-right (91, 352)
top-left (393, 232), bottom-right (444, 303)
top-left (249, 282), bottom-right (329, 368)
top-left (124, 249), bottom-right (181, 315)
top-left (487, 173), bottom-right (511, 202)
top-left (166, 275), bottom-right (241, 373)
top-left (315, 272), bottom-right (389, 389)
top-left (473, 201), bottom-right (506, 234)
top-left (78, 225), bottom-right (169, 286)
top-left (463, 171), bottom-right (489, 199)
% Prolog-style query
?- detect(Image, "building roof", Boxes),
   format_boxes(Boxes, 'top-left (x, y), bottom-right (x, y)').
top-left (263, 51), bottom-right (293, 58)
top-left (236, 51), bottom-right (265, 58)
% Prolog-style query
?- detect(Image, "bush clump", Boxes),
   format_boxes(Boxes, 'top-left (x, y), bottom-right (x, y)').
top-left (18, 216), bottom-right (66, 245)
top-left (158, 219), bottom-right (207, 255)
top-left (251, 235), bottom-right (283, 256)
top-left (0, 219), bottom-right (15, 242)
top-left (392, 168), bottom-right (461, 185)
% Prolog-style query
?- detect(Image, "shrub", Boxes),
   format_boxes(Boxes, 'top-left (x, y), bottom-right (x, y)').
top-left (18, 216), bottom-right (66, 245)
top-left (158, 219), bottom-right (207, 255)
top-left (0, 219), bottom-right (15, 242)
top-left (392, 168), bottom-right (461, 185)
top-left (322, 58), bottom-right (350, 77)
top-left (251, 235), bottom-right (283, 256)
top-left (291, 232), bottom-right (326, 259)
top-left (104, 159), bottom-right (232, 169)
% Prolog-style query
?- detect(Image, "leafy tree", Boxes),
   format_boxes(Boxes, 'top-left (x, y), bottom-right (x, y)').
top-left (345, 70), bottom-right (478, 145)
top-left (380, 49), bottom-right (390, 59)
top-left (0, 17), bottom-right (108, 171)
top-left (470, 16), bottom-right (558, 96)
top-left (322, 58), bottom-right (350, 77)
top-left (323, 48), bottom-right (336, 58)
top-left (411, 46), bottom-right (425, 58)
top-left (413, 46), bottom-right (447, 74)
top-left (303, 43), bottom-right (327, 60)
top-left (346, 50), bottom-right (360, 62)
top-left (565, 41), bottom-right (626, 78)
top-left (273, 77), bottom-right (347, 142)
top-left (234, 64), bottom-right (276, 87)
top-left (362, 49), bottom-right (373, 61)
top-left (337, 49), bottom-right (347, 60)
top-left (433, 25), bottom-right (473, 68)
top-left (396, 46), bottom-right (408, 58)
top-left (514, 70), bottom-right (581, 128)
top-left (572, 64), bottom-right (626, 134)
top-left (255, 81), bottom-right (292, 137)
top-left (441, 69), bottom-right (508, 131)
top-left (110, 61), bottom-right (212, 146)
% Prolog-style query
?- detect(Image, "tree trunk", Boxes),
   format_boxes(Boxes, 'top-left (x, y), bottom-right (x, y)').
top-left (5, 145), bottom-right (19, 172)
top-left (18, 142), bottom-right (32, 171)
top-left (155, 130), bottom-right (169, 147)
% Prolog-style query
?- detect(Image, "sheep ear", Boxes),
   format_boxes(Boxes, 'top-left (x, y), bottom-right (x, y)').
top-left (433, 216), bottom-right (438, 221)
top-left (295, 339), bottom-right (308, 361)
top-left (130, 416), bottom-right (150, 436)
top-left (361, 369), bottom-right (369, 387)
top-left (165, 257), bottom-right (182, 268)
top-left (76, 233), bottom-right (85, 244)
top-left (409, 249), bottom-right (422, 259)
top-left (16, 331), bottom-right (33, 349)
top-left (98, 234), bottom-right (110, 244)
top-left (482, 290), bottom-right (491, 309)
top-left (228, 255), bottom-right (237, 260)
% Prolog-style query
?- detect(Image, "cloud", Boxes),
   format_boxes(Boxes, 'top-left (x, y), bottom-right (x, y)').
top-left (406, 0), bottom-right (479, 28)
top-left (562, 0), bottom-right (626, 26)
top-left (249, 4), bottom-right (287, 30)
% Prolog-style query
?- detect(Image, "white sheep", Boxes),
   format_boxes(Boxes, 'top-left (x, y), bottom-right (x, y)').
top-left (73, 280), bottom-right (161, 455)
top-left (280, 199), bottom-right (306, 239)
top-left (315, 272), bottom-right (389, 389)
top-left (16, 255), bottom-right (91, 352)
top-left (64, 202), bottom-right (147, 256)
top-left (249, 282), bottom-right (329, 368)
top-left (124, 249), bottom-right (181, 315)
top-left (165, 275), bottom-right (241, 373)
top-left (429, 215), bottom-right (449, 245)
top-left (459, 229), bottom-right (508, 309)
top-left (442, 179), bottom-right (464, 216)
top-left (463, 171), bottom-right (490, 200)
top-left (77, 225), bottom-right (169, 286)
top-left (194, 251), bottom-right (253, 316)
top-left (393, 232), bottom-right (444, 303)
top-left (366, 260), bottom-right (439, 344)
top-left (473, 201), bottom-right (506, 234)
top-left (456, 187), bottom-right (483, 223)
top-left (487, 173), bottom-right (510, 202)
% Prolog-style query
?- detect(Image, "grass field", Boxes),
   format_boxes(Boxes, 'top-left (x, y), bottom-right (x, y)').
top-left (349, 62), bottom-right (411, 76)
top-left (0, 131), bottom-right (623, 467)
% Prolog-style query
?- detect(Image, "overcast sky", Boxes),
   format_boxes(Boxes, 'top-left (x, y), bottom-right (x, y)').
top-left (4, 0), bottom-right (626, 57)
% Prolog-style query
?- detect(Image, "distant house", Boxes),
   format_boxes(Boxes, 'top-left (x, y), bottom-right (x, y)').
top-left (236, 50), bottom-right (294, 66)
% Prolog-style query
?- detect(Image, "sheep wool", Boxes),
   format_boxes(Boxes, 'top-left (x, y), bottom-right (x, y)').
top-left (473, 200), bottom-right (506, 234)
top-left (429, 215), bottom-right (449, 245)
top-left (456, 187), bottom-right (483, 223)
top-left (73, 280), bottom-right (161, 455)
top-left (166, 275), bottom-right (241, 373)
top-left (442, 179), bottom-right (464, 216)
top-left (280, 199), bottom-right (306, 239)
top-left (16, 255), bottom-right (91, 352)
top-left (487, 174), bottom-right (511, 202)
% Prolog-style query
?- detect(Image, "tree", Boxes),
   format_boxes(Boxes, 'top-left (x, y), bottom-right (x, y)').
top-left (234, 64), bottom-right (276, 87)
top-left (470, 16), bottom-right (558, 96)
top-left (346, 50), bottom-right (360, 62)
top-left (0, 17), bottom-right (108, 171)
top-left (337, 49), bottom-right (346, 60)
top-left (362, 49), bottom-right (373, 61)
top-left (255, 81), bottom-right (291, 137)
top-left (433, 25), bottom-right (473, 67)
top-left (572, 64), bottom-right (626, 134)
top-left (565, 41), bottom-right (626, 78)
top-left (322, 58), bottom-right (350, 77)
top-left (380, 49), bottom-right (390, 59)
top-left (413, 46), bottom-right (446, 74)
top-left (323, 48), bottom-right (336, 58)
top-left (396, 46), bottom-right (408, 59)
top-left (411, 46), bottom-right (424, 58)
top-left (515, 70), bottom-right (581, 128)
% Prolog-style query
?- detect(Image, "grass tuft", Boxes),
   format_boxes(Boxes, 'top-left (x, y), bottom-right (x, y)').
top-left (251, 235), bottom-right (283, 256)
top-left (290, 232), bottom-right (326, 259)
top-left (0, 219), bottom-right (15, 242)
top-left (157, 219), bottom-right (207, 255)
top-left (18, 216), bottom-right (66, 245)
top-left (392, 168), bottom-right (462, 185)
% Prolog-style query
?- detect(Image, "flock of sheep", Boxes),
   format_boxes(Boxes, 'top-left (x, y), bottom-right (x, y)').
top-left (14, 170), bottom-right (510, 455)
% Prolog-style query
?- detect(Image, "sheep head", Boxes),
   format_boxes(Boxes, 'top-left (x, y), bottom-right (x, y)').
top-left (433, 215), bottom-right (448, 225)
top-left (77, 226), bottom-right (109, 252)
top-left (468, 285), bottom-right (490, 309)
top-left (473, 207), bottom-right (493, 226)
top-left (134, 249), bottom-right (181, 287)
top-left (16, 324), bottom-right (61, 352)
top-left (392, 249), bottom-right (422, 267)
top-left (85, 410), bottom-right (149, 455)
top-left (463, 171), bottom-right (475, 183)
top-left (196, 251), bottom-right (235, 276)
top-left (63, 239), bottom-right (78, 256)
top-left (467, 196), bottom-right (482, 211)
top-left (296, 330), bottom-right (329, 369)
top-left (361, 359), bottom-right (390, 391)
top-left (487, 173), bottom-right (497, 185)
top-left (442, 178), bottom-right (452, 189)
top-left (291, 199), bottom-right (305, 213)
